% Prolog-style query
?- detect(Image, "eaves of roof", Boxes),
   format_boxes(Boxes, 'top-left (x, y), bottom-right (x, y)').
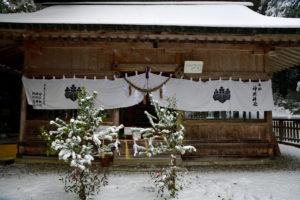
top-left (1, 23), bottom-right (300, 35)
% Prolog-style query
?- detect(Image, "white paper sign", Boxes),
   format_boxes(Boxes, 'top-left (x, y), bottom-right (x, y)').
top-left (184, 61), bottom-right (203, 74)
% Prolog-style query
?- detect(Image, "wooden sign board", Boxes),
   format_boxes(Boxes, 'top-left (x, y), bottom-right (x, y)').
top-left (184, 61), bottom-right (203, 74)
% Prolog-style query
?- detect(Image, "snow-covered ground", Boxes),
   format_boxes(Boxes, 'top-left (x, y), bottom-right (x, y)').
top-left (0, 144), bottom-right (300, 200)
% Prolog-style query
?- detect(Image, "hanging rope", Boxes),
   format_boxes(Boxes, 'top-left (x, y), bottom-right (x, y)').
top-left (124, 76), bottom-right (171, 93)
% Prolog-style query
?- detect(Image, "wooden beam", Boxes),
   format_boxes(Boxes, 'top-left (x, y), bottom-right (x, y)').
top-left (2, 29), bottom-right (300, 44)
top-left (277, 47), bottom-right (300, 55)
top-left (263, 50), bottom-right (270, 73)
top-left (270, 63), bottom-right (287, 71)
top-left (183, 72), bottom-right (270, 80)
top-left (270, 61), bottom-right (290, 70)
top-left (270, 57), bottom-right (297, 67)
top-left (116, 64), bottom-right (181, 72)
top-left (277, 53), bottom-right (300, 65)
top-left (280, 50), bottom-right (300, 63)
top-left (24, 70), bottom-right (119, 78)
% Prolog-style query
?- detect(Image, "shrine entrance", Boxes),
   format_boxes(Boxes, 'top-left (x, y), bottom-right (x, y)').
top-left (119, 95), bottom-right (156, 128)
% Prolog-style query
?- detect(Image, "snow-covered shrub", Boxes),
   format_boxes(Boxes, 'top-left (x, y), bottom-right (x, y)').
top-left (259, 0), bottom-right (300, 18)
top-left (0, 0), bottom-right (36, 13)
top-left (273, 91), bottom-right (300, 115)
top-left (41, 87), bottom-right (123, 200)
top-left (133, 95), bottom-right (196, 199)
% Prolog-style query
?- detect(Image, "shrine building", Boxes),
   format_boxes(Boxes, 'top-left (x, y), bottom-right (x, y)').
top-left (1, 1), bottom-right (300, 158)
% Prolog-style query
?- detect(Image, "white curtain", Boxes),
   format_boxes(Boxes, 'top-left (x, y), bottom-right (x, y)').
top-left (151, 77), bottom-right (274, 112)
top-left (22, 73), bottom-right (274, 111)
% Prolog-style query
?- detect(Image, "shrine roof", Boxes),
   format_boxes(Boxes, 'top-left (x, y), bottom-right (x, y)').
top-left (0, 2), bottom-right (300, 34)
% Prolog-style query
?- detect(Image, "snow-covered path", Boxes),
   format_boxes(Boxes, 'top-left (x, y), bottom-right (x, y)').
top-left (1, 144), bottom-right (300, 200)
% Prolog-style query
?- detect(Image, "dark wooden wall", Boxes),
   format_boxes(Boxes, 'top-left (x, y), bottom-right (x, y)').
top-left (23, 40), bottom-right (268, 79)
top-left (184, 113), bottom-right (274, 157)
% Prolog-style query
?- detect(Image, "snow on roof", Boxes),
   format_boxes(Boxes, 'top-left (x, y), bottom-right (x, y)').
top-left (1, 2), bottom-right (300, 28)
top-left (40, 1), bottom-right (254, 6)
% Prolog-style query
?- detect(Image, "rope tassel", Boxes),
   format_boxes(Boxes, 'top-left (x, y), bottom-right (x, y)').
top-left (129, 85), bottom-right (132, 96)
top-left (160, 88), bottom-right (163, 99)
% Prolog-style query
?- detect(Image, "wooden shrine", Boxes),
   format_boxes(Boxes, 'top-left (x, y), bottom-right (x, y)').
top-left (1, 1), bottom-right (300, 158)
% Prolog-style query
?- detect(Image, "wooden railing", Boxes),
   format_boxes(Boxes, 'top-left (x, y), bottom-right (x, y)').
top-left (273, 118), bottom-right (300, 144)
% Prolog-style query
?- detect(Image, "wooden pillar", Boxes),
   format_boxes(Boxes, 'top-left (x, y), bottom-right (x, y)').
top-left (19, 86), bottom-right (27, 154)
top-left (113, 109), bottom-right (120, 126)
top-left (278, 119), bottom-right (284, 142)
top-left (265, 111), bottom-right (272, 141)
top-left (265, 111), bottom-right (278, 156)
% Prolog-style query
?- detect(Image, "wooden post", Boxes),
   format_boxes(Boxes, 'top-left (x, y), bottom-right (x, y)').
top-left (19, 86), bottom-right (27, 154)
top-left (278, 119), bottom-right (283, 142)
top-left (113, 109), bottom-right (120, 126)
top-left (265, 111), bottom-right (275, 155)
top-left (265, 111), bottom-right (273, 141)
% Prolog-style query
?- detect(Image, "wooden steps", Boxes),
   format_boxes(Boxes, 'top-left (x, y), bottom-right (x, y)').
top-left (0, 144), bottom-right (18, 163)
top-left (113, 140), bottom-right (181, 166)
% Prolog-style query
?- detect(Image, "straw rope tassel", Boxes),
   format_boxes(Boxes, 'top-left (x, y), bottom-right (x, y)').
top-left (125, 140), bottom-right (130, 159)
top-left (160, 88), bottom-right (163, 99)
top-left (129, 85), bottom-right (132, 96)
top-left (143, 95), bottom-right (147, 104)
top-left (145, 139), bottom-right (149, 153)
top-left (101, 139), bottom-right (105, 159)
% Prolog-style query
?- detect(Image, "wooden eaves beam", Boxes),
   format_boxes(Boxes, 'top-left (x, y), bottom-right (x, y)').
top-left (116, 64), bottom-right (180, 73)
top-left (1, 29), bottom-right (300, 44)
top-left (278, 53), bottom-right (300, 65)
top-left (270, 58), bottom-right (295, 69)
top-left (270, 52), bottom-right (299, 65)
top-left (280, 51), bottom-right (300, 62)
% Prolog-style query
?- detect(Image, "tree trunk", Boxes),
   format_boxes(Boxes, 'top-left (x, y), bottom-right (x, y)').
top-left (171, 154), bottom-right (176, 197)
top-left (79, 173), bottom-right (86, 200)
